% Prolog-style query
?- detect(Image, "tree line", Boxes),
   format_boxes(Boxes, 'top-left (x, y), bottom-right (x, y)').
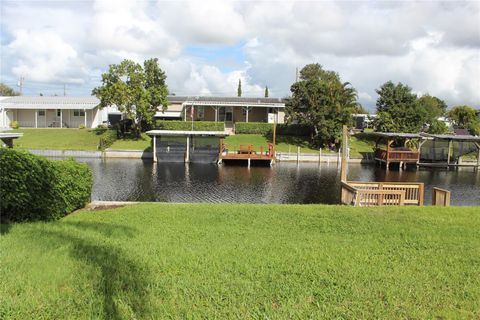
top-left (2, 59), bottom-right (478, 142)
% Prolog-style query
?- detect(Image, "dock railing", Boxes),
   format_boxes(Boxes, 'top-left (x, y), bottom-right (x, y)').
top-left (341, 181), bottom-right (424, 206)
top-left (375, 148), bottom-right (420, 162)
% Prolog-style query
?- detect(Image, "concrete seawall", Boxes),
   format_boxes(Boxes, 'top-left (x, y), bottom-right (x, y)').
top-left (28, 148), bottom-right (374, 163)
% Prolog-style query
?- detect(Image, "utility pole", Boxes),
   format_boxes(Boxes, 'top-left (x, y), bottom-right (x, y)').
top-left (63, 84), bottom-right (66, 96)
top-left (295, 67), bottom-right (298, 82)
top-left (17, 76), bottom-right (25, 95)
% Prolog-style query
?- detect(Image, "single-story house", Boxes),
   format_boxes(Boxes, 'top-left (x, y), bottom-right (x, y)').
top-left (156, 96), bottom-right (285, 128)
top-left (0, 95), bottom-right (286, 129)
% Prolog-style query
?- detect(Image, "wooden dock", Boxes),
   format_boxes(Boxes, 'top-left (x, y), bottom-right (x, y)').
top-left (219, 142), bottom-right (275, 166)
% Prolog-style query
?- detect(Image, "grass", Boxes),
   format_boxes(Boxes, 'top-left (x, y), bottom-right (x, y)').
top-left (13, 129), bottom-right (102, 151)
top-left (109, 133), bottom-right (151, 151)
top-left (11, 129), bottom-right (376, 156)
top-left (1, 204), bottom-right (479, 319)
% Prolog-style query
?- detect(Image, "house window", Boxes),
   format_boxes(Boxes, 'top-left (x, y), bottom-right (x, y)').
top-left (74, 109), bottom-right (86, 117)
top-left (57, 109), bottom-right (62, 117)
top-left (38, 110), bottom-right (45, 116)
top-left (197, 106), bottom-right (204, 120)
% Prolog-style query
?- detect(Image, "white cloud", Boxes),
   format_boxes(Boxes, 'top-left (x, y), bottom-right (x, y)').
top-left (0, 0), bottom-right (478, 109)
top-left (7, 30), bottom-right (88, 84)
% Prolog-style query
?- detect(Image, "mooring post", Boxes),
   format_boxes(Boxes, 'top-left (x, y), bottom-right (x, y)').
top-left (248, 157), bottom-right (251, 168)
top-left (153, 136), bottom-right (157, 163)
top-left (185, 135), bottom-right (190, 163)
top-left (340, 125), bottom-right (348, 182)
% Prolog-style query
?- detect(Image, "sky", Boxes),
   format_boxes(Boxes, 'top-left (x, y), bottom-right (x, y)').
top-left (0, 0), bottom-right (479, 111)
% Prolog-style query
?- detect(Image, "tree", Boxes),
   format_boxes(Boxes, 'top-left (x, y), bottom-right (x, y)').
top-left (237, 79), bottom-right (242, 97)
top-left (373, 81), bottom-right (426, 133)
top-left (286, 63), bottom-right (359, 147)
top-left (417, 94), bottom-right (447, 120)
top-left (448, 105), bottom-right (480, 135)
top-left (264, 86), bottom-right (269, 98)
top-left (92, 58), bottom-right (169, 137)
top-left (0, 83), bottom-right (19, 96)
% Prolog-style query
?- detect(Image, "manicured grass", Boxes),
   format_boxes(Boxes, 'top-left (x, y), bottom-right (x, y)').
top-left (13, 129), bottom-right (102, 150)
top-left (11, 129), bottom-right (376, 156)
top-left (1, 204), bottom-right (479, 319)
top-left (109, 133), bottom-right (151, 151)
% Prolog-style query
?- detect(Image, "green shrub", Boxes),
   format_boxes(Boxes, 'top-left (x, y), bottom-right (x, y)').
top-left (235, 122), bottom-right (272, 135)
top-left (9, 121), bottom-right (19, 129)
top-left (0, 149), bottom-right (92, 222)
top-left (235, 122), bottom-right (311, 136)
top-left (97, 129), bottom-right (118, 150)
top-left (155, 120), bottom-right (224, 131)
top-left (79, 124), bottom-right (86, 129)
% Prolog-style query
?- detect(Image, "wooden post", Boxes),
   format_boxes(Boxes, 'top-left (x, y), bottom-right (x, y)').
top-left (475, 142), bottom-right (480, 170)
top-left (319, 148), bottom-right (322, 165)
top-left (432, 187), bottom-right (451, 206)
top-left (340, 125), bottom-right (348, 182)
top-left (35, 109), bottom-right (38, 128)
top-left (60, 110), bottom-right (63, 128)
top-left (297, 146), bottom-right (300, 163)
top-left (84, 109), bottom-right (87, 127)
top-left (418, 183), bottom-right (424, 206)
top-left (447, 139), bottom-right (452, 167)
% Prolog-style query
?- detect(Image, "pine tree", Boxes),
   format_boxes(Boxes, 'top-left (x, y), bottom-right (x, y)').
top-left (237, 79), bottom-right (242, 97)
top-left (264, 86), bottom-right (269, 98)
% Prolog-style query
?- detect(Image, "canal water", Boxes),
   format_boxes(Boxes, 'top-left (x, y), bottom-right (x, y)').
top-left (80, 159), bottom-right (480, 206)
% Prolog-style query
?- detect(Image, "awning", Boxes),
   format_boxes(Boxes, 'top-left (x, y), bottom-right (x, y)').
top-left (155, 111), bottom-right (182, 118)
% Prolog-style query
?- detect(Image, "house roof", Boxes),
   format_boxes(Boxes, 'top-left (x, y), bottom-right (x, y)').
top-left (0, 95), bottom-right (286, 109)
top-left (170, 96), bottom-right (286, 107)
top-left (0, 96), bottom-right (99, 110)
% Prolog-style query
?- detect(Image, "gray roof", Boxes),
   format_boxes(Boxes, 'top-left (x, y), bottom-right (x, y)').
top-left (169, 96), bottom-right (286, 107)
top-left (0, 95), bottom-right (286, 109)
top-left (0, 96), bottom-right (99, 110)
top-left (146, 130), bottom-right (229, 137)
top-left (421, 133), bottom-right (480, 142)
top-left (371, 132), bottom-right (424, 139)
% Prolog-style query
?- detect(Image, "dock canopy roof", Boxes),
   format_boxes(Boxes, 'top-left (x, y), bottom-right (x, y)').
top-left (371, 132), bottom-right (424, 139)
top-left (420, 134), bottom-right (480, 142)
top-left (146, 130), bottom-right (229, 137)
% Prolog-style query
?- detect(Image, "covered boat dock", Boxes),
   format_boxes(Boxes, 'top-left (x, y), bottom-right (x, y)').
top-left (146, 130), bottom-right (228, 163)
top-left (372, 132), bottom-right (425, 169)
top-left (419, 134), bottom-right (480, 169)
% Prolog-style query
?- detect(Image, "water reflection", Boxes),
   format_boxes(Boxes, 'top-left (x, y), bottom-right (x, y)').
top-left (80, 159), bottom-right (480, 205)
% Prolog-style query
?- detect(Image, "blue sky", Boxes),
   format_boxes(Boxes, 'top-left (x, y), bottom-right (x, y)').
top-left (1, 0), bottom-right (479, 111)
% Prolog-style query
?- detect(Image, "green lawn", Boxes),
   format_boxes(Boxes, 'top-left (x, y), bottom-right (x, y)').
top-left (11, 129), bottom-right (376, 156)
top-left (109, 133), bottom-right (151, 151)
top-left (13, 129), bottom-right (102, 150)
top-left (1, 204), bottom-right (479, 319)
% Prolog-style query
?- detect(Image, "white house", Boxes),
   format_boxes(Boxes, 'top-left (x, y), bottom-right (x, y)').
top-left (0, 95), bottom-right (286, 129)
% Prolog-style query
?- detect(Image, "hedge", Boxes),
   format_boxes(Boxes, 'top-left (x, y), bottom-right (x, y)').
top-left (234, 122), bottom-right (311, 136)
top-left (155, 120), bottom-right (224, 131)
top-left (97, 129), bottom-right (118, 150)
top-left (0, 149), bottom-right (93, 222)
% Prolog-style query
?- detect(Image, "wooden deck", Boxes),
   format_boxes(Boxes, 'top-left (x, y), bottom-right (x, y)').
top-left (341, 181), bottom-right (424, 206)
top-left (219, 143), bottom-right (275, 164)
